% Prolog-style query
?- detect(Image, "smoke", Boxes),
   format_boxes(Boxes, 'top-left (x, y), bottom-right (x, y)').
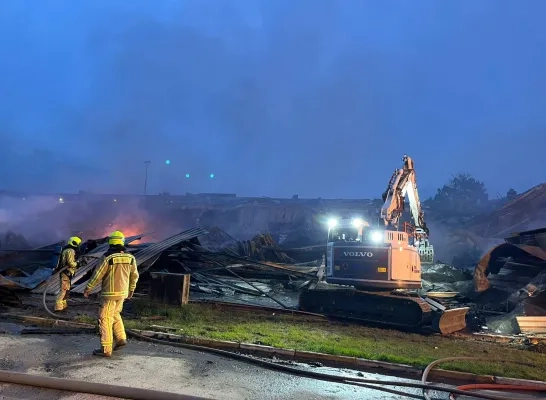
top-left (0, 195), bottom-right (60, 226)
top-left (0, 194), bottom-right (183, 247)
top-left (426, 219), bottom-right (504, 268)
top-left (0, 195), bottom-right (63, 246)
top-left (93, 198), bottom-right (182, 243)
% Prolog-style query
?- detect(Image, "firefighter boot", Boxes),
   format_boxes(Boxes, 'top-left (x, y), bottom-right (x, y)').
top-left (113, 339), bottom-right (127, 351)
top-left (92, 347), bottom-right (112, 357)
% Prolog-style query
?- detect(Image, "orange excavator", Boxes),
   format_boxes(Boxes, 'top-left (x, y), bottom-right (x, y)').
top-left (299, 155), bottom-right (469, 334)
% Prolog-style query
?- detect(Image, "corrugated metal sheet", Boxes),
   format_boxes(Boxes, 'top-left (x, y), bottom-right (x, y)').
top-left (512, 244), bottom-right (546, 261)
top-left (516, 316), bottom-right (546, 334)
top-left (71, 227), bottom-right (208, 294)
top-left (32, 233), bottom-right (150, 295)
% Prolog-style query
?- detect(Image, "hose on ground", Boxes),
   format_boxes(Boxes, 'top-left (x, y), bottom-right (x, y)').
top-left (126, 329), bottom-right (520, 400)
top-left (39, 280), bottom-right (544, 400)
top-left (449, 384), bottom-right (546, 400)
top-left (421, 357), bottom-right (546, 400)
top-left (42, 266), bottom-right (71, 321)
top-left (0, 369), bottom-right (211, 400)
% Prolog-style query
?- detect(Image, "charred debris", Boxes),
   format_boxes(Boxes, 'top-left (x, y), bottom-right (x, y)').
top-left (0, 227), bottom-right (320, 309)
top-left (1, 183), bottom-right (546, 337)
top-left (1, 224), bottom-right (545, 337)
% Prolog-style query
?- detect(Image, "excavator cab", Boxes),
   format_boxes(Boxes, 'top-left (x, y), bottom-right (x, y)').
top-left (325, 217), bottom-right (421, 290)
top-left (327, 217), bottom-right (366, 242)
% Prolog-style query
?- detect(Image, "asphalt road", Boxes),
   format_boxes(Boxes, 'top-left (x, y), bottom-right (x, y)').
top-left (0, 328), bottom-right (434, 400)
top-left (1, 325), bottom-right (542, 400)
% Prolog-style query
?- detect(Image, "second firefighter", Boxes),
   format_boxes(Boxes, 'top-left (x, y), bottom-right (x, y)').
top-left (84, 230), bottom-right (139, 357)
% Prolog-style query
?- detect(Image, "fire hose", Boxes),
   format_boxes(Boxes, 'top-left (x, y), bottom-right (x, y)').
top-left (126, 330), bottom-right (542, 400)
top-left (38, 270), bottom-right (545, 400)
top-left (41, 255), bottom-right (99, 320)
top-left (421, 357), bottom-right (546, 400)
top-left (450, 384), bottom-right (546, 400)
top-left (0, 370), bottom-right (211, 400)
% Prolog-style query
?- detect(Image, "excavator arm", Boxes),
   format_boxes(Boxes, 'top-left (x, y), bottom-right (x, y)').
top-left (380, 155), bottom-right (434, 262)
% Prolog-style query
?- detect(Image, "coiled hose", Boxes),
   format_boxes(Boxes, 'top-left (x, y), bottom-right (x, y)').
top-left (40, 283), bottom-right (544, 400)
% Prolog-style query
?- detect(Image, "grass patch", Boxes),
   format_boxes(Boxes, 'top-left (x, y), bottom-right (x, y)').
top-left (77, 314), bottom-right (96, 325)
top-left (77, 300), bottom-right (546, 380)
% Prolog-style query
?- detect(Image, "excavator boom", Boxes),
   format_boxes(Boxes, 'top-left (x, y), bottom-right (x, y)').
top-left (381, 155), bottom-right (433, 263)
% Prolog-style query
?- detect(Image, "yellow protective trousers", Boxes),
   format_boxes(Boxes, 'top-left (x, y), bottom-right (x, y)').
top-left (98, 298), bottom-right (126, 355)
top-left (54, 273), bottom-right (71, 311)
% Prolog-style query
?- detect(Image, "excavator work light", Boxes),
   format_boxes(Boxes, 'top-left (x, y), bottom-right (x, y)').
top-left (370, 230), bottom-right (383, 243)
top-left (352, 218), bottom-right (364, 227)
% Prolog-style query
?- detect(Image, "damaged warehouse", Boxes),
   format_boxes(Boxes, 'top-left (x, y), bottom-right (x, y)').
top-left (0, 160), bottom-right (545, 339)
top-left (1, 172), bottom-right (546, 397)
top-left (1, 224), bottom-right (545, 337)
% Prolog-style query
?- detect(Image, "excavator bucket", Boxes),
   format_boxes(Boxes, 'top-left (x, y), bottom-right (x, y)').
top-left (431, 307), bottom-right (469, 335)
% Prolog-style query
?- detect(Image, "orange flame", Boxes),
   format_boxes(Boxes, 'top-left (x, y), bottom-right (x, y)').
top-left (99, 216), bottom-right (150, 244)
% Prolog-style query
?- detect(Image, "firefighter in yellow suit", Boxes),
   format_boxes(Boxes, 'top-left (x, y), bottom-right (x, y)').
top-left (55, 236), bottom-right (82, 311)
top-left (84, 231), bottom-right (139, 357)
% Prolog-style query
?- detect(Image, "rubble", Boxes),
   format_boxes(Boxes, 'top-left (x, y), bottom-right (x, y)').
top-left (218, 233), bottom-right (297, 264)
top-left (468, 183), bottom-right (546, 238)
top-left (1, 184), bottom-right (546, 338)
top-left (474, 228), bottom-right (546, 300)
top-left (486, 304), bottom-right (526, 335)
top-left (471, 226), bottom-right (546, 334)
top-left (0, 286), bottom-right (21, 309)
top-left (422, 263), bottom-right (473, 283)
top-left (0, 267), bottom-right (52, 290)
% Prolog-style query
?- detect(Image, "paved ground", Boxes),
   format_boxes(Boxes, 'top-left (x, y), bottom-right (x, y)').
top-left (0, 325), bottom-right (543, 400)
top-left (0, 328), bottom-right (435, 400)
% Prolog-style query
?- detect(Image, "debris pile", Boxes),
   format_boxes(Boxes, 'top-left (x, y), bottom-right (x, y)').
top-left (469, 183), bottom-right (546, 238)
top-left (0, 286), bottom-right (21, 309)
top-left (420, 263), bottom-right (474, 295)
top-left (220, 233), bottom-right (297, 264)
top-left (2, 183), bottom-right (546, 338)
top-left (473, 227), bottom-right (546, 334)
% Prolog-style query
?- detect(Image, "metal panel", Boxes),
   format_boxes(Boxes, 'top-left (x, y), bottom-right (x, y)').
top-left (71, 227), bottom-right (208, 294)
top-left (516, 316), bottom-right (546, 334)
top-left (512, 244), bottom-right (546, 261)
top-left (32, 233), bottom-right (150, 295)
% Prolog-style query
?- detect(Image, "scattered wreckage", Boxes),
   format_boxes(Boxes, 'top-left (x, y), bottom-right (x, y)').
top-left (1, 181), bottom-right (546, 337)
top-left (2, 221), bottom-right (544, 337)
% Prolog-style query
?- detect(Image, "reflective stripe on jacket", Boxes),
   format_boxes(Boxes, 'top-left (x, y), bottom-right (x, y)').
top-left (86, 252), bottom-right (139, 300)
top-left (61, 248), bottom-right (78, 276)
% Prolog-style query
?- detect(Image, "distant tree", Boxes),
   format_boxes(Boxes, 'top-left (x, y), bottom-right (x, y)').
top-left (506, 188), bottom-right (517, 200)
top-left (434, 173), bottom-right (488, 212)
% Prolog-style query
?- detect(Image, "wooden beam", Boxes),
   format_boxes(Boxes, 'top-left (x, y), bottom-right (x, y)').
top-left (181, 274), bottom-right (190, 305)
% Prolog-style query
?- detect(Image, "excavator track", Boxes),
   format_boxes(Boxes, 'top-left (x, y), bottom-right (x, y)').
top-left (298, 287), bottom-right (468, 334)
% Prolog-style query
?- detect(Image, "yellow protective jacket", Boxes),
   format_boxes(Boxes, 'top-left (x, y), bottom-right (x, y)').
top-left (86, 251), bottom-right (139, 300)
top-left (60, 247), bottom-right (78, 276)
